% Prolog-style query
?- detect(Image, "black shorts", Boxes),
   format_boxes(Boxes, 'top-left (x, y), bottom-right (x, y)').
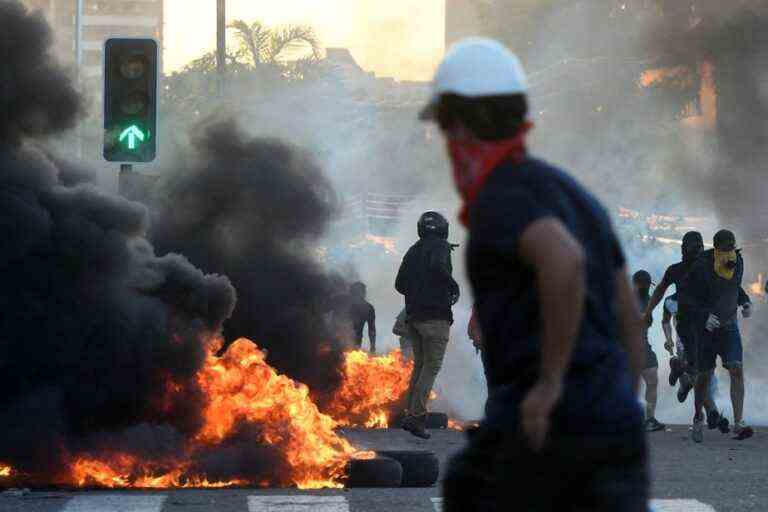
top-left (676, 317), bottom-right (699, 372)
top-left (443, 424), bottom-right (648, 512)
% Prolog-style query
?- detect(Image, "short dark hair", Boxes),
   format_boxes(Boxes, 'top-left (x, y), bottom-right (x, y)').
top-left (436, 94), bottom-right (528, 141)
top-left (713, 230), bottom-right (736, 251)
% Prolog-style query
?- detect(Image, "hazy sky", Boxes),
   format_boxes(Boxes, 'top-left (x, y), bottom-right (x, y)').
top-left (164, 0), bottom-right (445, 81)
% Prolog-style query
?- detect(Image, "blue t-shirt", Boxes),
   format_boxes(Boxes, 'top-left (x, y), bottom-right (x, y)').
top-left (467, 157), bottom-right (642, 435)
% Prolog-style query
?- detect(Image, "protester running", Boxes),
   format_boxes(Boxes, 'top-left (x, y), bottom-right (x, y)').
top-left (643, 232), bottom-right (704, 405)
top-left (687, 229), bottom-right (753, 441)
top-left (633, 270), bottom-right (665, 432)
top-left (420, 38), bottom-right (648, 511)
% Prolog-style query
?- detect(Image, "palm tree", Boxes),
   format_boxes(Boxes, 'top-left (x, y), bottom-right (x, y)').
top-left (228, 20), bottom-right (321, 68)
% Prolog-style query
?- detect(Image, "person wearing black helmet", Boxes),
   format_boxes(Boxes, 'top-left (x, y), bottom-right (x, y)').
top-left (687, 229), bottom-right (753, 441)
top-left (395, 211), bottom-right (460, 439)
top-left (632, 271), bottom-right (665, 432)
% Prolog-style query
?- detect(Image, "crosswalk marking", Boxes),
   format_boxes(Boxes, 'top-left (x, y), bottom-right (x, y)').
top-left (652, 500), bottom-right (717, 512)
top-left (61, 494), bottom-right (166, 512)
top-left (248, 495), bottom-right (349, 512)
top-left (15, 493), bottom-right (719, 512)
top-left (431, 497), bottom-right (716, 512)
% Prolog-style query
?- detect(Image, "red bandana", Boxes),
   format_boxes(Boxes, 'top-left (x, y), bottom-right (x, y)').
top-left (447, 122), bottom-right (533, 226)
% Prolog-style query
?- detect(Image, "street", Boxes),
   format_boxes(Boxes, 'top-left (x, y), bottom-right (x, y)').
top-left (1, 427), bottom-right (764, 512)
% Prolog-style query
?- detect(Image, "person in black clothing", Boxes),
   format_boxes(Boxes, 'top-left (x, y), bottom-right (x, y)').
top-left (687, 229), bottom-right (753, 441)
top-left (422, 38), bottom-right (647, 511)
top-left (633, 271), bottom-right (665, 432)
top-left (330, 282), bottom-right (376, 353)
top-left (644, 232), bottom-right (705, 404)
top-left (395, 211), bottom-right (460, 439)
top-left (647, 234), bottom-right (730, 438)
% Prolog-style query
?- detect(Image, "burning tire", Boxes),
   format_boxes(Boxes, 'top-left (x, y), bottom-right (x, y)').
top-left (346, 456), bottom-right (403, 488)
top-left (376, 450), bottom-right (440, 487)
top-left (425, 412), bottom-right (448, 429)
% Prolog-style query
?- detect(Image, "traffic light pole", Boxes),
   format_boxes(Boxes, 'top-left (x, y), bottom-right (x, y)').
top-left (75, 0), bottom-right (84, 158)
top-left (217, 0), bottom-right (226, 96)
top-left (118, 164), bottom-right (133, 198)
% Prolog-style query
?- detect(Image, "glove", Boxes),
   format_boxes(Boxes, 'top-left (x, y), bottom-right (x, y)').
top-left (742, 303), bottom-right (753, 319)
top-left (664, 340), bottom-right (674, 354)
top-left (705, 314), bottom-right (721, 332)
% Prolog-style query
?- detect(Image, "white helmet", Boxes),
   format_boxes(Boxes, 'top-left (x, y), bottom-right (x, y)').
top-left (420, 37), bottom-right (529, 120)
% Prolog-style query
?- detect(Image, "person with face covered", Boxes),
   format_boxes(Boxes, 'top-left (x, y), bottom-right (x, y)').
top-left (632, 271), bottom-right (665, 432)
top-left (687, 230), bottom-right (753, 441)
top-left (643, 232), bottom-right (709, 405)
top-left (423, 38), bottom-right (648, 511)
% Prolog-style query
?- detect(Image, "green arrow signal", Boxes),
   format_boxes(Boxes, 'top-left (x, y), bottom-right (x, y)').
top-left (119, 125), bottom-right (146, 150)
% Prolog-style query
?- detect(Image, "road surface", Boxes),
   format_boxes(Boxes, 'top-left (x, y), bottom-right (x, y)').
top-left (1, 426), bottom-right (764, 512)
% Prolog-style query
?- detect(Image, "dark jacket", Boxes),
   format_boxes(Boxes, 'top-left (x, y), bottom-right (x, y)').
top-left (395, 235), bottom-right (459, 324)
top-left (687, 249), bottom-right (750, 326)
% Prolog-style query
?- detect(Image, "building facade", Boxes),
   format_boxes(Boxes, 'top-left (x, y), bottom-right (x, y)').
top-left (26, 0), bottom-right (163, 79)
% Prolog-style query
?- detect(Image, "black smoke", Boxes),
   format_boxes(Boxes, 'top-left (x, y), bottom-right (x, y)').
top-left (0, 1), bottom-right (235, 481)
top-left (150, 118), bottom-right (347, 393)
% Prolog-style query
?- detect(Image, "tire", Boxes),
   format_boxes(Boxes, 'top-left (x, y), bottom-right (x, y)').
top-left (377, 450), bottom-right (440, 487)
top-left (346, 456), bottom-right (403, 488)
top-left (425, 412), bottom-right (448, 429)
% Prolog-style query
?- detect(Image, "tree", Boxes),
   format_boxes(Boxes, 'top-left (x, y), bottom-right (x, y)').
top-left (228, 20), bottom-right (321, 67)
top-left (161, 20), bottom-right (325, 133)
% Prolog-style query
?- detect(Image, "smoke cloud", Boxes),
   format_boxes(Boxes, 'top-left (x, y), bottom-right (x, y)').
top-left (149, 117), bottom-right (348, 393)
top-left (0, 1), bottom-right (235, 480)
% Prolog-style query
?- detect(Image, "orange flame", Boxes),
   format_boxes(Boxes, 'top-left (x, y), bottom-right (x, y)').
top-left (749, 273), bottom-right (765, 298)
top-left (64, 338), bottom-right (361, 489)
top-left (639, 66), bottom-right (690, 88)
top-left (323, 350), bottom-right (413, 428)
top-left (0, 463), bottom-right (12, 477)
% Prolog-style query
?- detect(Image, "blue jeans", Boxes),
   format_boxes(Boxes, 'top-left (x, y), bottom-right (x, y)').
top-left (700, 322), bottom-right (743, 371)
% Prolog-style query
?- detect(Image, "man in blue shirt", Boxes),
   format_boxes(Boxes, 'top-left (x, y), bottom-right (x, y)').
top-left (420, 38), bottom-right (648, 511)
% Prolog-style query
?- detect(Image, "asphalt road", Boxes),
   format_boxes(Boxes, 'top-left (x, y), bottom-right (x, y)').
top-left (1, 426), bottom-right (764, 512)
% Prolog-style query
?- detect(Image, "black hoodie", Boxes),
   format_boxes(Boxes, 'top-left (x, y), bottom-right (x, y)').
top-left (395, 235), bottom-right (459, 324)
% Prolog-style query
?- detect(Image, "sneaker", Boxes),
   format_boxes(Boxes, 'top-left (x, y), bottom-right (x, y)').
top-left (669, 356), bottom-right (684, 386)
top-left (718, 416), bottom-right (731, 434)
top-left (692, 417), bottom-right (704, 443)
top-left (706, 408), bottom-right (721, 430)
top-left (706, 409), bottom-right (730, 433)
top-left (677, 373), bottom-right (693, 403)
top-left (402, 415), bottom-right (431, 440)
top-left (733, 421), bottom-right (754, 441)
top-left (645, 417), bottom-right (666, 432)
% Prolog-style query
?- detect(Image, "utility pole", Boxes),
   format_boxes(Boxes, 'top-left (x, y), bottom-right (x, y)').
top-left (75, 0), bottom-right (84, 158)
top-left (217, 0), bottom-right (226, 96)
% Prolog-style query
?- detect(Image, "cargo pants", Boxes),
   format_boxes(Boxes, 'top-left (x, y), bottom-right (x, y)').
top-left (405, 319), bottom-right (450, 418)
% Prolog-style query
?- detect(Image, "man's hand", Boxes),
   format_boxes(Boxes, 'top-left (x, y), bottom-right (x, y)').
top-left (705, 314), bottom-right (721, 332)
top-left (742, 303), bottom-right (752, 319)
top-left (520, 379), bottom-right (562, 452)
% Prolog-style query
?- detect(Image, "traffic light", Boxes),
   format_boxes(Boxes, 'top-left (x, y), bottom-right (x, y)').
top-left (103, 38), bottom-right (158, 162)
